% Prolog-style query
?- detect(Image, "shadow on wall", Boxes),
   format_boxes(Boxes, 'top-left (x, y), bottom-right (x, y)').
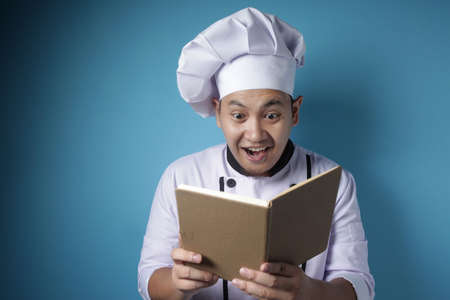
top-left (290, 68), bottom-right (426, 299)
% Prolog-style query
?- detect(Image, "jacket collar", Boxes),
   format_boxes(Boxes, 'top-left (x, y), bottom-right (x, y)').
top-left (226, 139), bottom-right (295, 177)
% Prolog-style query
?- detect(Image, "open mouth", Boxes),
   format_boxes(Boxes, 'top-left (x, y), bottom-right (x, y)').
top-left (243, 146), bottom-right (270, 161)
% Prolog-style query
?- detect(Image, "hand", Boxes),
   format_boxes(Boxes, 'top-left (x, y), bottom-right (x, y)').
top-left (170, 241), bottom-right (219, 298)
top-left (231, 262), bottom-right (311, 300)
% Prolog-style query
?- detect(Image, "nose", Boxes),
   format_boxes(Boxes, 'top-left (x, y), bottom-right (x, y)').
top-left (245, 117), bottom-right (265, 142)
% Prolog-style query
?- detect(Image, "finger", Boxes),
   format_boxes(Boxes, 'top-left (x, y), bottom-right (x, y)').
top-left (178, 233), bottom-right (183, 247)
top-left (175, 277), bottom-right (217, 292)
top-left (173, 264), bottom-right (218, 282)
top-left (232, 278), bottom-right (290, 300)
top-left (239, 267), bottom-right (296, 290)
top-left (171, 247), bottom-right (202, 264)
top-left (260, 262), bottom-right (300, 277)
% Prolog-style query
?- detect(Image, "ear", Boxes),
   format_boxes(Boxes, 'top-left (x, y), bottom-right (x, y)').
top-left (213, 98), bottom-right (222, 128)
top-left (291, 96), bottom-right (303, 126)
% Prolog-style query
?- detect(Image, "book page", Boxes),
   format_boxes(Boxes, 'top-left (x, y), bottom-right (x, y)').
top-left (177, 184), bottom-right (269, 207)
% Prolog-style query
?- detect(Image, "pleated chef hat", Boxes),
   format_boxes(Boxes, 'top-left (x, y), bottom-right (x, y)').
top-left (176, 7), bottom-right (306, 118)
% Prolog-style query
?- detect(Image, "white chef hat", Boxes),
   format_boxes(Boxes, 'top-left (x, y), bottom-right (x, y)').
top-left (176, 7), bottom-right (306, 118)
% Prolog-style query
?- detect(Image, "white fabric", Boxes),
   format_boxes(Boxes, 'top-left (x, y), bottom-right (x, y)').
top-left (176, 7), bottom-right (306, 118)
top-left (137, 143), bottom-right (375, 300)
top-left (215, 54), bottom-right (296, 100)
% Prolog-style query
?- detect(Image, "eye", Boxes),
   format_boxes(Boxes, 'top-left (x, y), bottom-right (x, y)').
top-left (232, 112), bottom-right (245, 120)
top-left (265, 113), bottom-right (280, 120)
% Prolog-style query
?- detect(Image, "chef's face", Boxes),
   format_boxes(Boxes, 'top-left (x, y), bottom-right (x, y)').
top-left (214, 89), bottom-right (302, 177)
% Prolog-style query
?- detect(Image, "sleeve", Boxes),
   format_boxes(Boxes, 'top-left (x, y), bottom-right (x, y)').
top-left (137, 167), bottom-right (180, 300)
top-left (324, 170), bottom-right (375, 300)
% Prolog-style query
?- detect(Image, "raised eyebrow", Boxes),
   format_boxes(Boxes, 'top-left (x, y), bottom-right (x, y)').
top-left (263, 99), bottom-right (284, 108)
top-left (228, 100), bottom-right (247, 108)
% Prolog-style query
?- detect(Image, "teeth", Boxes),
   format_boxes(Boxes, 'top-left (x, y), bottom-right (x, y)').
top-left (247, 147), bottom-right (267, 152)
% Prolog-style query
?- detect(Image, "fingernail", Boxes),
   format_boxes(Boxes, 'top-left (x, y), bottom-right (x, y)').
top-left (261, 263), bottom-right (269, 272)
top-left (192, 254), bottom-right (201, 263)
top-left (239, 267), bottom-right (250, 277)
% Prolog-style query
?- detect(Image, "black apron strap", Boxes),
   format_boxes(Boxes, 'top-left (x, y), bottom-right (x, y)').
top-left (302, 154), bottom-right (312, 272)
top-left (219, 176), bottom-right (229, 300)
top-left (306, 154), bottom-right (311, 180)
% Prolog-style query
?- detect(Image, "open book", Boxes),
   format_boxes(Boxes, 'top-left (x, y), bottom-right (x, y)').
top-left (176, 166), bottom-right (341, 280)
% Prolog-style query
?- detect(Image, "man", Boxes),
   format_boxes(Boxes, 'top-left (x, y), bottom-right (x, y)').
top-left (138, 7), bottom-right (375, 300)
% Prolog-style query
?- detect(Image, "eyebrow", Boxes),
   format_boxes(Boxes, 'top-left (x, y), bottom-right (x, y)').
top-left (228, 100), bottom-right (247, 108)
top-left (263, 99), bottom-right (283, 108)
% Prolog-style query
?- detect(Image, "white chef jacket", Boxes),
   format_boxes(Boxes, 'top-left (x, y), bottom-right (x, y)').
top-left (138, 142), bottom-right (375, 300)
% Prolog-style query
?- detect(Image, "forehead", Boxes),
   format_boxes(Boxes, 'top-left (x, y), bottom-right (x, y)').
top-left (221, 89), bottom-right (291, 108)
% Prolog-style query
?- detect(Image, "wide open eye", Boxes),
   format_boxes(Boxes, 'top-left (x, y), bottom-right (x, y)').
top-left (232, 112), bottom-right (245, 120)
top-left (265, 112), bottom-right (280, 120)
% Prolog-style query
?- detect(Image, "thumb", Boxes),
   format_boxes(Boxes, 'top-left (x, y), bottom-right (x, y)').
top-left (178, 232), bottom-right (183, 248)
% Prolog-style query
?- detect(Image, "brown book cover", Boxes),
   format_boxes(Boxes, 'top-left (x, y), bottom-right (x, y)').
top-left (176, 166), bottom-right (342, 280)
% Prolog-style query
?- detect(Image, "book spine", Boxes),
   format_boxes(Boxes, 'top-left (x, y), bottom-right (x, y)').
top-left (264, 204), bottom-right (272, 261)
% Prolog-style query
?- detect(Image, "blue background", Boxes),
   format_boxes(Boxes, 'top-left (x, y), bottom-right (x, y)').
top-left (2, 0), bottom-right (449, 299)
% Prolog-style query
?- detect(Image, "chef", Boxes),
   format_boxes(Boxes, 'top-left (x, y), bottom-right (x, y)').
top-left (138, 7), bottom-right (375, 300)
